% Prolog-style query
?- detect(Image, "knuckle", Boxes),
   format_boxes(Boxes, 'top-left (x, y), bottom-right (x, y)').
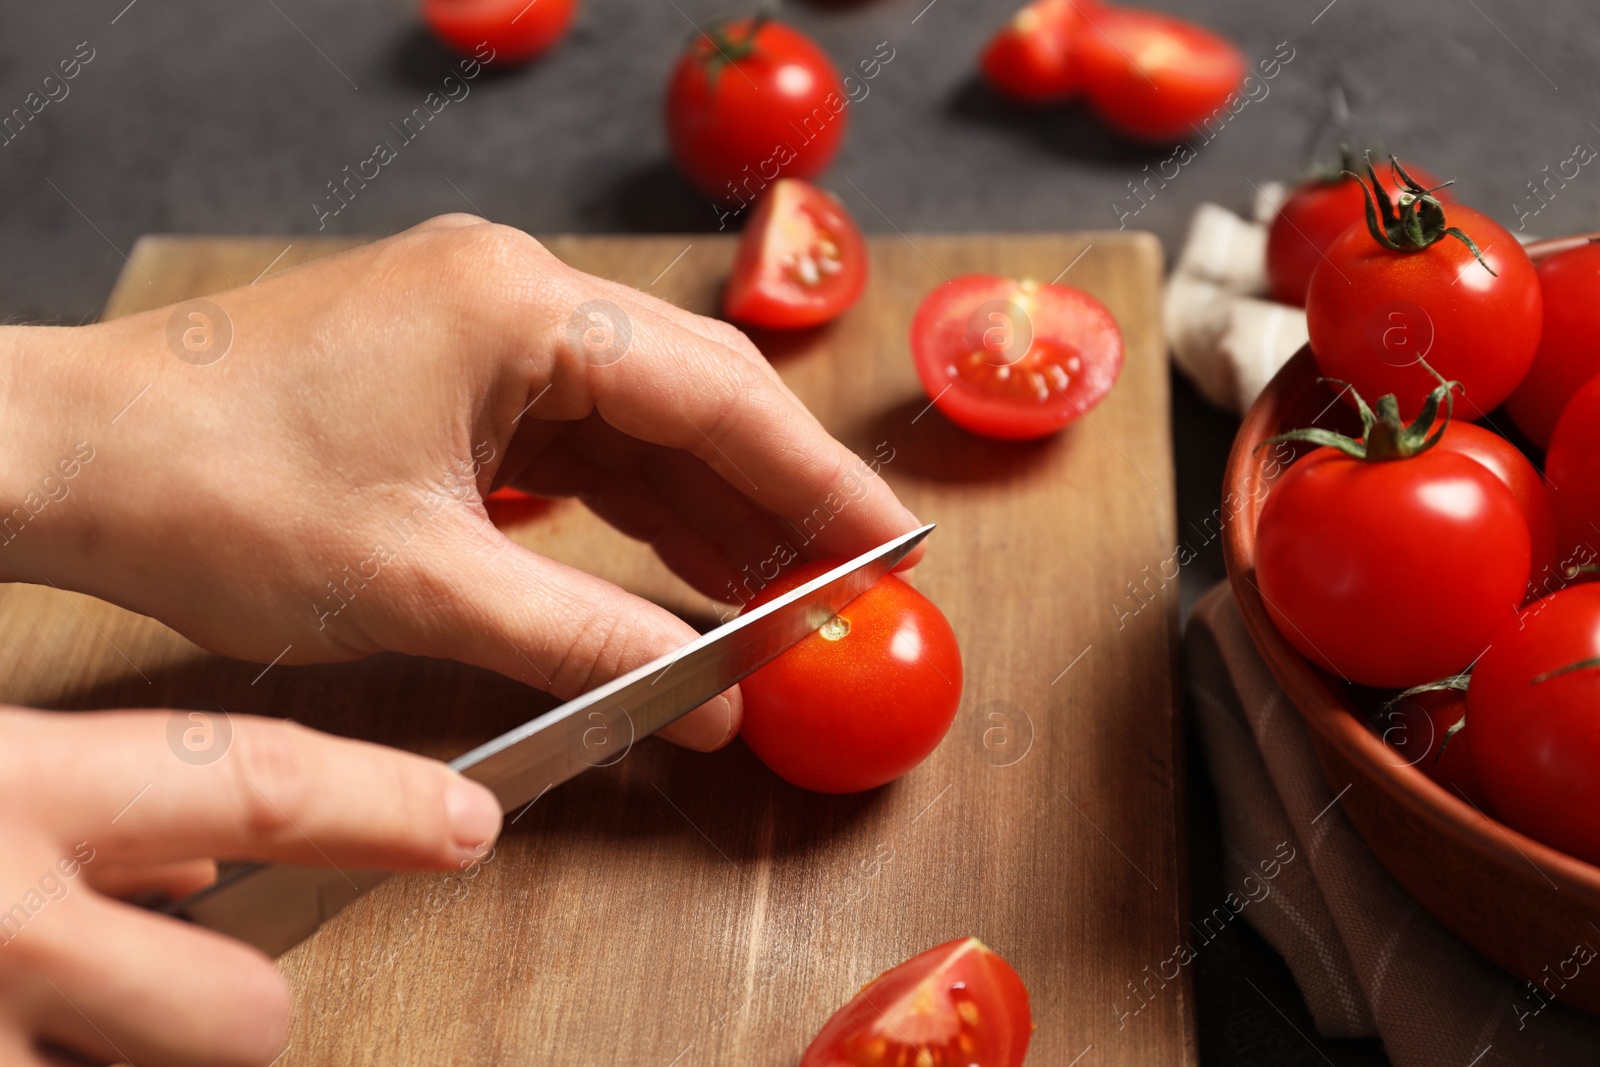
top-left (230, 719), bottom-right (316, 843)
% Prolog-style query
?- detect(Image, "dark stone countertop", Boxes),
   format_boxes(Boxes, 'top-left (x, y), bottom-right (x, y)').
top-left (4, 0), bottom-right (1598, 1062)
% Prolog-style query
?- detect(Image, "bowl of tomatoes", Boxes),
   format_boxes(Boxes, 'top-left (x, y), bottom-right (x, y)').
top-left (1223, 228), bottom-right (1600, 1014)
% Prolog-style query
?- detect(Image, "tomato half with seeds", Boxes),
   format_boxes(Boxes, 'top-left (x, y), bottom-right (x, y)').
top-left (910, 274), bottom-right (1123, 440)
top-left (1266, 158), bottom-right (1449, 308)
top-left (723, 179), bottom-right (867, 329)
top-left (980, 0), bottom-right (1095, 104)
top-left (1507, 240), bottom-right (1600, 449)
top-left (739, 560), bottom-right (962, 795)
top-left (422, 0), bottom-right (576, 64)
top-left (1075, 7), bottom-right (1244, 142)
top-left (801, 938), bottom-right (1032, 1067)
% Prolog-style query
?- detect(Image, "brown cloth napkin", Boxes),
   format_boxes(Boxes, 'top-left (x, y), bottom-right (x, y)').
top-left (1185, 582), bottom-right (1600, 1066)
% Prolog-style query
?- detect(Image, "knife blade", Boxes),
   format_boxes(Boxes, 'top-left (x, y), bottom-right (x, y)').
top-left (165, 523), bottom-right (934, 955)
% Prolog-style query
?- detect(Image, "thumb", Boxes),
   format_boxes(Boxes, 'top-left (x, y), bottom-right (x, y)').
top-left (418, 523), bottom-right (742, 753)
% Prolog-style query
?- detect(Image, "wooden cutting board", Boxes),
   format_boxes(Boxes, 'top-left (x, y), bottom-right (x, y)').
top-left (19, 231), bottom-right (1187, 1064)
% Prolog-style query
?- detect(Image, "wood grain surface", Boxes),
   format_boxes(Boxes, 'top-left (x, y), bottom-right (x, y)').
top-left (16, 231), bottom-right (1187, 1065)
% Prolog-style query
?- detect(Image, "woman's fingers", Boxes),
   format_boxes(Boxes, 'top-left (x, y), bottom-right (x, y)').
top-left (413, 521), bottom-right (741, 752)
top-left (4, 710), bottom-right (501, 871)
top-left (26, 893), bottom-right (288, 1067)
top-left (85, 859), bottom-right (217, 903)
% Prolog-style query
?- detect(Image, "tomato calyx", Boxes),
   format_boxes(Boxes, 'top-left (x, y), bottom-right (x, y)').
top-left (1532, 657), bottom-right (1600, 685)
top-left (1349, 155), bottom-right (1494, 275)
top-left (1261, 365), bottom-right (1460, 462)
top-left (1379, 674), bottom-right (1471, 762)
top-left (696, 5), bottom-right (774, 81)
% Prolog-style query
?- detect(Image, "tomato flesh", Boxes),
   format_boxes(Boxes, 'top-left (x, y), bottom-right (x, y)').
top-left (980, 0), bottom-right (1093, 104)
top-left (910, 274), bottom-right (1124, 440)
top-left (666, 20), bottom-right (846, 202)
top-left (801, 938), bottom-right (1032, 1067)
top-left (1305, 204), bottom-right (1542, 421)
top-left (1075, 7), bottom-right (1244, 142)
top-left (1544, 373), bottom-right (1600, 566)
top-left (723, 179), bottom-right (867, 330)
top-left (1256, 445), bottom-right (1530, 688)
top-left (422, 0), bottom-right (576, 64)
top-left (1266, 161), bottom-right (1448, 308)
top-left (1470, 585), bottom-right (1600, 865)
top-left (739, 560), bottom-right (962, 795)
top-left (1508, 242), bottom-right (1600, 449)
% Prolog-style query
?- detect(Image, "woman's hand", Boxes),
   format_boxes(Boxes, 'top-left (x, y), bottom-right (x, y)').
top-left (0, 706), bottom-right (501, 1067)
top-left (0, 215), bottom-right (921, 750)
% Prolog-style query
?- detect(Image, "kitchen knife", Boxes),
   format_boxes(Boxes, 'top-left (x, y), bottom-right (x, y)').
top-left (164, 523), bottom-right (934, 956)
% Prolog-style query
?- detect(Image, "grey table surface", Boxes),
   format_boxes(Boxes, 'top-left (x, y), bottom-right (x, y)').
top-left (4, 0), bottom-right (1599, 1063)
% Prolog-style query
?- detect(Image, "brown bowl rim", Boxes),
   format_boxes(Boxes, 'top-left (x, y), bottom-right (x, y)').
top-left (1220, 231), bottom-right (1600, 898)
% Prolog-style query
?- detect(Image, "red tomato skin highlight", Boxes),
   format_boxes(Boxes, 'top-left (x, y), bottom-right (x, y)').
top-left (801, 937), bottom-right (1033, 1067)
top-left (1305, 205), bottom-right (1542, 421)
top-left (722, 179), bottom-right (867, 330)
top-left (1434, 421), bottom-right (1557, 593)
top-left (1255, 447), bottom-right (1530, 689)
top-left (1075, 7), bottom-right (1245, 143)
top-left (422, 0), bottom-right (577, 63)
top-left (739, 561), bottom-right (963, 795)
top-left (980, 0), bottom-right (1092, 104)
top-left (1545, 374), bottom-right (1600, 565)
top-left (1265, 162), bottom-right (1448, 308)
top-left (1508, 242), bottom-right (1600, 449)
top-left (910, 274), bottom-right (1124, 440)
top-left (1470, 585), bottom-right (1600, 865)
top-left (666, 21), bottom-right (847, 202)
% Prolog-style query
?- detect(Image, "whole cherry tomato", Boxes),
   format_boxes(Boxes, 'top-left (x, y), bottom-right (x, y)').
top-left (1470, 584), bottom-right (1600, 865)
top-left (1256, 383), bottom-right (1531, 688)
top-left (666, 18), bottom-right (846, 202)
top-left (1074, 7), bottom-right (1244, 142)
top-left (980, 0), bottom-right (1095, 104)
top-left (1266, 156), bottom-right (1449, 307)
top-left (1305, 162), bottom-right (1542, 421)
top-left (422, 0), bottom-right (576, 64)
top-left (801, 938), bottom-right (1032, 1067)
top-left (1507, 240), bottom-right (1600, 449)
top-left (1545, 373), bottom-right (1600, 565)
top-left (1434, 421), bottom-right (1557, 592)
top-left (723, 179), bottom-right (867, 330)
top-left (739, 560), bottom-right (962, 794)
top-left (1379, 689), bottom-right (1486, 808)
top-left (909, 274), bottom-right (1124, 440)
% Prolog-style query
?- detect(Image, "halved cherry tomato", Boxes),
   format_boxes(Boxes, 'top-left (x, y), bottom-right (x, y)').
top-left (1470, 585), bottom-right (1600, 864)
top-left (1075, 8), bottom-right (1244, 142)
top-left (422, 0), bottom-right (576, 64)
top-left (909, 274), bottom-right (1123, 440)
top-left (1545, 373), bottom-right (1600, 565)
top-left (1305, 168), bottom-right (1542, 421)
top-left (980, 0), bottom-right (1095, 104)
top-left (1507, 241), bottom-right (1600, 449)
top-left (739, 560), bottom-right (962, 795)
top-left (666, 18), bottom-right (846, 201)
top-left (723, 179), bottom-right (866, 330)
top-left (1266, 158), bottom-right (1449, 308)
top-left (801, 938), bottom-right (1032, 1067)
